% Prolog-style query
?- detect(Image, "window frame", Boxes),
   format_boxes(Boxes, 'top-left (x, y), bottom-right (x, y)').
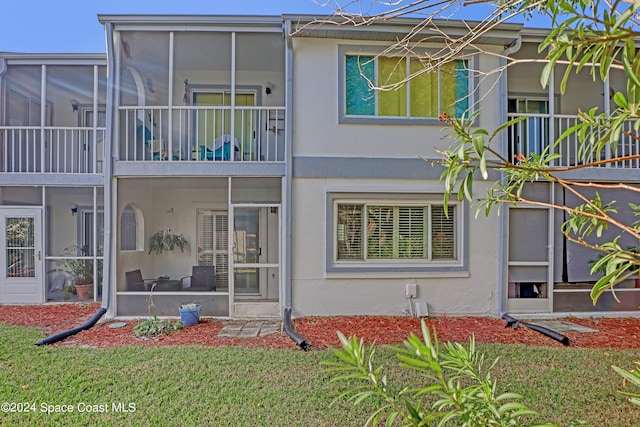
top-left (120, 204), bottom-right (144, 252)
top-left (338, 45), bottom-right (476, 125)
top-left (327, 193), bottom-right (466, 274)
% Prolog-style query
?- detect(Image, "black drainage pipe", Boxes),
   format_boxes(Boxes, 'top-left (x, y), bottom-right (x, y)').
top-left (35, 307), bottom-right (107, 346)
top-left (283, 307), bottom-right (311, 351)
top-left (502, 313), bottom-right (570, 346)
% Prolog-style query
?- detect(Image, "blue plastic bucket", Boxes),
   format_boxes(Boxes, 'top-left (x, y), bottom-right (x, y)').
top-left (179, 304), bottom-right (201, 326)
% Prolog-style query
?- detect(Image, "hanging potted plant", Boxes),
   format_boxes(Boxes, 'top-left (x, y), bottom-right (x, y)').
top-left (148, 228), bottom-right (189, 255)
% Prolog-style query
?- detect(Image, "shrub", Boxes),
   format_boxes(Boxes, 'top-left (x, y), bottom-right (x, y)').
top-left (133, 316), bottom-right (183, 337)
top-left (324, 320), bottom-right (561, 427)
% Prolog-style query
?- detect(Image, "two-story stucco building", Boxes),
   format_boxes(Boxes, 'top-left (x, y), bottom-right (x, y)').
top-left (0, 14), bottom-right (637, 321)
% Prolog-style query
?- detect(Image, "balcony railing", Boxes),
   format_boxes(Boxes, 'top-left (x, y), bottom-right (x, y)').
top-left (118, 106), bottom-right (286, 163)
top-left (507, 113), bottom-right (640, 169)
top-left (0, 127), bottom-right (105, 174)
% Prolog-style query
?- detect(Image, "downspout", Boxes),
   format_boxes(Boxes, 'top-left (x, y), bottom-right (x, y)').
top-left (497, 36), bottom-right (522, 316)
top-left (282, 20), bottom-right (310, 351)
top-left (36, 22), bottom-right (116, 345)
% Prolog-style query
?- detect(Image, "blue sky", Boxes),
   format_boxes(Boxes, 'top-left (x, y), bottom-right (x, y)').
top-left (1, 0), bottom-right (548, 53)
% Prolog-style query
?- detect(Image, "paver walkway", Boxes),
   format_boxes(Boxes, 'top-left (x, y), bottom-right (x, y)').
top-left (528, 320), bottom-right (598, 333)
top-left (217, 320), bottom-right (281, 338)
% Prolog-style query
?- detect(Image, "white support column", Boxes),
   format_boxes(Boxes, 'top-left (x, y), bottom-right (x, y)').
top-left (40, 65), bottom-right (46, 172)
top-left (230, 32), bottom-right (236, 157)
top-left (548, 183), bottom-right (555, 311)
top-left (93, 186), bottom-right (98, 302)
top-left (168, 32), bottom-right (175, 157)
top-left (93, 65), bottom-right (99, 173)
top-left (547, 53), bottom-right (555, 161)
top-left (604, 76), bottom-right (612, 164)
top-left (228, 177), bottom-right (234, 317)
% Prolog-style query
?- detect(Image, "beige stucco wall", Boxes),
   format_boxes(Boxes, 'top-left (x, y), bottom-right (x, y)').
top-left (287, 37), bottom-right (506, 317)
top-left (289, 177), bottom-right (502, 317)
top-left (291, 38), bottom-right (506, 159)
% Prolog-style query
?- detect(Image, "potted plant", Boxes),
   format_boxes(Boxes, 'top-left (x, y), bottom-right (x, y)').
top-left (59, 245), bottom-right (94, 300)
top-left (148, 228), bottom-right (188, 255)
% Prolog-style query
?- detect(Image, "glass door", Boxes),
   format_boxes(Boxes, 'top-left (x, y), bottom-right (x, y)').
top-left (0, 209), bottom-right (43, 303)
top-left (192, 92), bottom-right (256, 160)
top-left (231, 205), bottom-right (280, 299)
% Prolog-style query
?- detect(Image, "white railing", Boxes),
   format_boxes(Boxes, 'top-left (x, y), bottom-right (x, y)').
top-left (118, 105), bottom-right (286, 163)
top-left (0, 127), bottom-right (105, 174)
top-left (506, 113), bottom-right (640, 168)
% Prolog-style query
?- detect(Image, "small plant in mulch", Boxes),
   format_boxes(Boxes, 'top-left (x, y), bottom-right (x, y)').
top-left (133, 316), bottom-right (183, 338)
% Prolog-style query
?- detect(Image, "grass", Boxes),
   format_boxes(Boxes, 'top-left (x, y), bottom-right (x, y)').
top-left (0, 323), bottom-right (639, 426)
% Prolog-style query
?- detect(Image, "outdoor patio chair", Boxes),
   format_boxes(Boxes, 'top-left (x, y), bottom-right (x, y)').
top-left (198, 134), bottom-right (240, 161)
top-left (181, 266), bottom-right (215, 291)
top-left (125, 269), bottom-right (156, 291)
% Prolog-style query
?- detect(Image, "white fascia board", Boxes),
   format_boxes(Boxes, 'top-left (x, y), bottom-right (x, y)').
top-left (0, 53), bottom-right (106, 65)
top-left (285, 14), bottom-right (523, 45)
top-left (98, 14), bottom-right (284, 33)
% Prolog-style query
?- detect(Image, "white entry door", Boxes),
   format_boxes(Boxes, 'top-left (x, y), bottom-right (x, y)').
top-left (0, 209), bottom-right (44, 303)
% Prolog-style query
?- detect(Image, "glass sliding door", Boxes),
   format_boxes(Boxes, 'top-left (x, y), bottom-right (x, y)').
top-left (192, 91), bottom-right (256, 160)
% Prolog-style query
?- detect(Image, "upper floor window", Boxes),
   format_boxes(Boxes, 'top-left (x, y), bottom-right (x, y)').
top-left (342, 53), bottom-right (470, 123)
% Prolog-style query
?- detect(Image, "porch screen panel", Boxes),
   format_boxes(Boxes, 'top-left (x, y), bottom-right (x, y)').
top-left (509, 209), bottom-right (548, 262)
top-left (337, 204), bottom-right (363, 260)
top-left (82, 211), bottom-right (104, 256)
top-left (378, 57), bottom-right (406, 117)
top-left (345, 55), bottom-right (375, 115)
top-left (6, 217), bottom-right (35, 278)
top-left (194, 93), bottom-right (224, 148)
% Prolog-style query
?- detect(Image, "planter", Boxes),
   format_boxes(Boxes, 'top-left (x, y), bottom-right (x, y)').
top-left (179, 303), bottom-right (201, 326)
top-left (75, 283), bottom-right (93, 301)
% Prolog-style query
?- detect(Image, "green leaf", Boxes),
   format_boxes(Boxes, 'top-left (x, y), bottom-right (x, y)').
top-left (613, 92), bottom-right (629, 109)
top-left (479, 154), bottom-right (488, 180)
top-left (472, 135), bottom-right (485, 157)
top-left (540, 61), bottom-right (554, 88)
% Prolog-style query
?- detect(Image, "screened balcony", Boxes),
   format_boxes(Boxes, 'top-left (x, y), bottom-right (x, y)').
top-left (0, 57), bottom-right (107, 174)
top-left (506, 113), bottom-right (640, 169)
top-left (118, 105), bottom-right (285, 163)
top-left (110, 19), bottom-right (287, 167)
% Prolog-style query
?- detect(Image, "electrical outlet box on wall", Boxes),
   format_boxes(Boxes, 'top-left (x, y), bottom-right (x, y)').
top-left (405, 283), bottom-right (417, 298)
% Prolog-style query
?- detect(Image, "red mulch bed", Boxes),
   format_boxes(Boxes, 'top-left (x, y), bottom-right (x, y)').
top-left (1, 303), bottom-right (639, 350)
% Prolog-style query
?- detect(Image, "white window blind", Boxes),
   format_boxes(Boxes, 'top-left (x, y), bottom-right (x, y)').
top-left (197, 210), bottom-right (229, 288)
top-left (336, 202), bottom-right (456, 263)
top-left (431, 205), bottom-right (455, 259)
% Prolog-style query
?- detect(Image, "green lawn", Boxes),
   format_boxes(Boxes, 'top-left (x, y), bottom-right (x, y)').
top-left (0, 323), bottom-right (639, 426)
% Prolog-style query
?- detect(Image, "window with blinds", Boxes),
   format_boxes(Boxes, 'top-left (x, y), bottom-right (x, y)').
top-left (197, 210), bottom-right (229, 288)
top-left (336, 202), bottom-right (456, 262)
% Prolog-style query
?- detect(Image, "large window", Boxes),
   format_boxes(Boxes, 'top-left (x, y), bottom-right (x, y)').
top-left (335, 201), bottom-right (457, 263)
top-left (344, 54), bottom-right (469, 120)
